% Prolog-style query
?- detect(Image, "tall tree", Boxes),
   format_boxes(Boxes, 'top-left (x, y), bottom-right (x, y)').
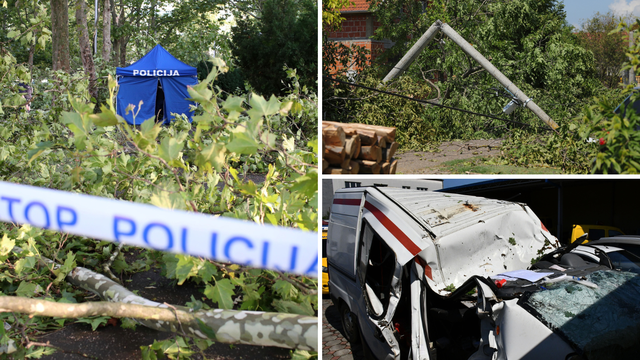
top-left (102, 0), bottom-right (112, 63)
top-left (76, 0), bottom-right (98, 101)
top-left (577, 12), bottom-right (627, 88)
top-left (231, 0), bottom-right (317, 96)
top-left (50, 0), bottom-right (70, 71)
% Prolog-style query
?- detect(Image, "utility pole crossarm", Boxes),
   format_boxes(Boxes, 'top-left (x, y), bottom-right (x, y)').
top-left (382, 20), bottom-right (559, 130)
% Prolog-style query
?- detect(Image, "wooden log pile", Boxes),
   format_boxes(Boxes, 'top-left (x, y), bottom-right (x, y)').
top-left (322, 121), bottom-right (399, 174)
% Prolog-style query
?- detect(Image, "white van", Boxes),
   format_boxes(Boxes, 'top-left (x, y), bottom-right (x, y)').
top-left (327, 187), bottom-right (576, 360)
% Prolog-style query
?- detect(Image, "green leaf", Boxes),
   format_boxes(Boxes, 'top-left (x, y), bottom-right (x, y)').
top-left (75, 316), bottom-right (110, 331)
top-left (61, 111), bottom-right (88, 150)
top-left (204, 278), bottom-right (235, 309)
top-left (158, 136), bottom-right (184, 163)
top-left (149, 189), bottom-right (187, 210)
top-left (27, 141), bottom-right (56, 166)
top-left (289, 171), bottom-right (318, 198)
top-left (222, 96), bottom-right (245, 113)
top-left (15, 281), bottom-right (39, 298)
top-left (89, 105), bottom-right (119, 126)
top-left (140, 117), bottom-right (160, 139)
top-left (195, 143), bottom-right (226, 172)
top-left (291, 350), bottom-right (315, 360)
top-left (0, 234), bottom-right (15, 256)
top-left (15, 256), bottom-right (36, 275)
top-left (272, 299), bottom-right (314, 315)
top-left (226, 132), bottom-right (258, 155)
top-left (249, 94), bottom-right (280, 118)
top-left (273, 279), bottom-right (298, 299)
top-left (175, 255), bottom-right (196, 285)
top-left (199, 261), bottom-right (218, 283)
top-left (283, 135), bottom-right (295, 152)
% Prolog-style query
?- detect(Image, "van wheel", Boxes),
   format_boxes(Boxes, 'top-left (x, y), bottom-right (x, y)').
top-left (340, 304), bottom-right (360, 344)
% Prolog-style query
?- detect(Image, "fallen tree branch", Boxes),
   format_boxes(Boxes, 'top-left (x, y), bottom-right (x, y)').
top-left (13, 247), bottom-right (318, 351)
top-left (0, 295), bottom-right (315, 351)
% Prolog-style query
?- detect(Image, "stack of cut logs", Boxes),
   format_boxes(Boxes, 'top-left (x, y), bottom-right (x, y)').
top-left (322, 121), bottom-right (398, 174)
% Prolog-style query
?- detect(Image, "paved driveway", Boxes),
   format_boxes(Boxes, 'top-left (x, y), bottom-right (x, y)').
top-left (322, 298), bottom-right (365, 360)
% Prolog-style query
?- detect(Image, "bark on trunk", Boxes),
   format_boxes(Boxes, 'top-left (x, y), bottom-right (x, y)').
top-left (324, 167), bottom-right (346, 174)
top-left (322, 125), bottom-right (346, 146)
top-left (102, 0), bottom-right (112, 63)
top-left (382, 142), bottom-right (398, 162)
top-left (76, 0), bottom-right (99, 101)
top-left (323, 121), bottom-right (396, 142)
top-left (323, 145), bottom-right (346, 165)
top-left (354, 160), bottom-right (380, 174)
top-left (51, 0), bottom-right (70, 71)
top-left (358, 145), bottom-right (381, 162)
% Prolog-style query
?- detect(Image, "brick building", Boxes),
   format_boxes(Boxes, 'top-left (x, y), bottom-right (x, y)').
top-left (325, 0), bottom-right (393, 73)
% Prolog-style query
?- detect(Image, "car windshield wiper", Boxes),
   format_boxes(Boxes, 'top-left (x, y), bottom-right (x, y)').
top-left (539, 233), bottom-right (588, 263)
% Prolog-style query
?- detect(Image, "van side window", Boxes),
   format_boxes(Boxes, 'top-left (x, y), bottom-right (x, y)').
top-left (358, 221), bottom-right (397, 318)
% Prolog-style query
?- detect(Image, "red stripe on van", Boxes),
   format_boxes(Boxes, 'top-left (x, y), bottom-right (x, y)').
top-left (333, 198), bottom-right (361, 206)
top-left (364, 201), bottom-right (421, 255)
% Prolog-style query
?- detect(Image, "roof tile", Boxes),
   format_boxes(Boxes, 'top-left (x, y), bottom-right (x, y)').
top-left (342, 0), bottom-right (370, 12)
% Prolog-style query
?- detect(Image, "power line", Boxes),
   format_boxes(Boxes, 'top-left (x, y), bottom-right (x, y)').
top-left (323, 76), bottom-right (554, 132)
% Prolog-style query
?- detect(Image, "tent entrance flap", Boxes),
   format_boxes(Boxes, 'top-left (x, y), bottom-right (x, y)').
top-left (155, 81), bottom-right (165, 123)
top-left (116, 76), bottom-right (158, 125)
top-left (160, 76), bottom-right (197, 123)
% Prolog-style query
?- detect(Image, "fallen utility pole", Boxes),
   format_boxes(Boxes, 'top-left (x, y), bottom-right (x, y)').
top-left (383, 20), bottom-right (559, 130)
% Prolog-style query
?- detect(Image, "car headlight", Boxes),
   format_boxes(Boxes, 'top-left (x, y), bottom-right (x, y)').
top-left (322, 266), bottom-right (328, 273)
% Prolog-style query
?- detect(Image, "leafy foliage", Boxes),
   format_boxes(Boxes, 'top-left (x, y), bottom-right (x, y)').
top-left (231, 0), bottom-right (318, 96)
top-left (577, 12), bottom-right (628, 88)
top-left (0, 58), bottom-right (318, 358)
top-left (323, 0), bottom-right (617, 172)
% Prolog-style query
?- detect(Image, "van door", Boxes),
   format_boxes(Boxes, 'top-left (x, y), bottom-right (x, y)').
top-left (357, 220), bottom-right (403, 359)
top-left (356, 191), bottom-right (434, 359)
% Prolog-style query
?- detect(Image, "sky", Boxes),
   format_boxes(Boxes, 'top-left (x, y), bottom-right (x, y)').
top-left (564, 0), bottom-right (640, 29)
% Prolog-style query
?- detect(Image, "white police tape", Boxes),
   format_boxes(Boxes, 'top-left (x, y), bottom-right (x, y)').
top-left (0, 182), bottom-right (317, 278)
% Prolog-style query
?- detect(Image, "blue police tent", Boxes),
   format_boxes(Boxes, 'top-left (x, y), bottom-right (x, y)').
top-left (116, 44), bottom-right (198, 125)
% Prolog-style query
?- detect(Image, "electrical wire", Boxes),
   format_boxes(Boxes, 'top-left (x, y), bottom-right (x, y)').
top-left (323, 76), bottom-right (553, 132)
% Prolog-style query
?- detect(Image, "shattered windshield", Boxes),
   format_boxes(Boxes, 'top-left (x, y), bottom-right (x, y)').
top-left (522, 270), bottom-right (640, 359)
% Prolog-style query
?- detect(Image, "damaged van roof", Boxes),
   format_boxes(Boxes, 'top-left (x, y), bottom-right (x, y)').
top-left (376, 188), bottom-right (532, 239)
top-left (370, 188), bottom-right (557, 292)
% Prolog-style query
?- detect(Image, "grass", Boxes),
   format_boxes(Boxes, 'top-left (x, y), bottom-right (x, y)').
top-left (441, 157), bottom-right (563, 174)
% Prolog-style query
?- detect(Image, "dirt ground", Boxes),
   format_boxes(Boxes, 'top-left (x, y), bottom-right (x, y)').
top-left (37, 257), bottom-right (292, 360)
top-left (395, 139), bottom-right (504, 174)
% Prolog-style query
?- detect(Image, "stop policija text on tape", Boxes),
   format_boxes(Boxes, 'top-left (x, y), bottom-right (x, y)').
top-left (0, 182), bottom-right (317, 277)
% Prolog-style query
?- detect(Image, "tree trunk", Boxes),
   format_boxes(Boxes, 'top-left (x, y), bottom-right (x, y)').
top-left (76, 0), bottom-right (99, 101)
top-left (119, 0), bottom-right (126, 66)
top-left (119, 35), bottom-right (127, 66)
top-left (50, 0), bottom-right (70, 71)
top-left (150, 0), bottom-right (156, 38)
top-left (102, 0), bottom-right (112, 63)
